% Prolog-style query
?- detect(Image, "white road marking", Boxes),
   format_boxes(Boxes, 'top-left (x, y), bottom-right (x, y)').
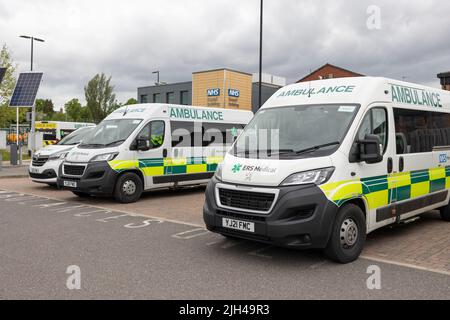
top-left (51, 205), bottom-right (88, 213)
top-left (4, 189), bottom-right (449, 277)
top-left (96, 214), bottom-right (130, 222)
top-left (74, 209), bottom-right (112, 217)
top-left (0, 193), bottom-right (25, 199)
top-left (361, 255), bottom-right (450, 276)
top-left (124, 219), bottom-right (164, 228)
top-left (206, 239), bottom-right (224, 246)
top-left (172, 228), bottom-right (210, 239)
top-left (5, 195), bottom-right (38, 202)
top-left (33, 202), bottom-right (67, 208)
top-left (0, 190), bottom-right (205, 228)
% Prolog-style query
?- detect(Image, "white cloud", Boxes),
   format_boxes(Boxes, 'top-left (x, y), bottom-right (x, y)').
top-left (1, 0), bottom-right (449, 108)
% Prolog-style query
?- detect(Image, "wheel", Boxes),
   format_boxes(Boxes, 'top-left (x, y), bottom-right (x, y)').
top-left (113, 172), bottom-right (143, 203)
top-left (324, 204), bottom-right (366, 263)
top-left (439, 204), bottom-right (450, 221)
top-left (71, 191), bottom-right (90, 198)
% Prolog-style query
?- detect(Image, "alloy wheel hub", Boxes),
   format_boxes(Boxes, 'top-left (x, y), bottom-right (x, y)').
top-left (340, 218), bottom-right (358, 249)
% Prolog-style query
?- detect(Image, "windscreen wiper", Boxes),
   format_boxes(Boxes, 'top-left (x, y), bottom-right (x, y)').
top-left (104, 139), bottom-right (126, 147)
top-left (294, 141), bottom-right (340, 156)
top-left (79, 143), bottom-right (105, 148)
top-left (235, 149), bottom-right (294, 156)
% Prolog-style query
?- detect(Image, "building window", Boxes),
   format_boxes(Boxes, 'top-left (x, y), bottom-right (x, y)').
top-left (180, 90), bottom-right (189, 105)
top-left (166, 92), bottom-right (175, 104)
top-left (140, 94), bottom-right (148, 103)
top-left (153, 93), bottom-right (161, 103)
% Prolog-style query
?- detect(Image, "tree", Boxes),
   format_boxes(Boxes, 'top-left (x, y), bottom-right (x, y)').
top-left (64, 98), bottom-right (93, 122)
top-left (84, 73), bottom-right (118, 123)
top-left (64, 98), bottom-right (83, 122)
top-left (35, 99), bottom-right (55, 120)
top-left (50, 110), bottom-right (66, 121)
top-left (125, 98), bottom-right (137, 105)
top-left (0, 44), bottom-right (22, 128)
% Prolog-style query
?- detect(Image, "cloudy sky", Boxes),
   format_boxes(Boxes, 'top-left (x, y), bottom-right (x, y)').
top-left (1, 0), bottom-right (449, 108)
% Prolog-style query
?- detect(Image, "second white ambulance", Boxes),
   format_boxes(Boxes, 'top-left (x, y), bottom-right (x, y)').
top-left (204, 76), bottom-right (450, 263)
top-left (57, 104), bottom-right (253, 202)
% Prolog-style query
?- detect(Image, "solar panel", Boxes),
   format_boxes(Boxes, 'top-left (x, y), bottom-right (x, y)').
top-left (9, 72), bottom-right (43, 107)
top-left (0, 67), bottom-right (6, 84)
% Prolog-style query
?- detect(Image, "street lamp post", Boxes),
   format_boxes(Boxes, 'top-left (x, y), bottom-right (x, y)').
top-left (258, 0), bottom-right (263, 109)
top-left (152, 70), bottom-right (160, 85)
top-left (19, 35), bottom-right (45, 157)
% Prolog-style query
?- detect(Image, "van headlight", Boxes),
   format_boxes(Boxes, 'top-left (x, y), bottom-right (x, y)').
top-left (280, 167), bottom-right (335, 186)
top-left (90, 152), bottom-right (118, 162)
top-left (214, 163), bottom-right (223, 181)
top-left (48, 151), bottom-right (68, 161)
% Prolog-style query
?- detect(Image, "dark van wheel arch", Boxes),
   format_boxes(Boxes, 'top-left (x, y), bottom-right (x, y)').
top-left (324, 203), bottom-right (366, 264)
top-left (439, 203), bottom-right (450, 221)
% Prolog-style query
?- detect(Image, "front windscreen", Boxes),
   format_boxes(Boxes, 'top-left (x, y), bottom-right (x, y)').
top-left (232, 104), bottom-right (359, 159)
top-left (79, 119), bottom-right (142, 148)
top-left (57, 127), bottom-right (94, 145)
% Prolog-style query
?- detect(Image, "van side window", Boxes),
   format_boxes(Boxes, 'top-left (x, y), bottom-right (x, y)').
top-left (394, 108), bottom-right (450, 154)
top-left (136, 120), bottom-right (165, 149)
top-left (356, 108), bottom-right (388, 153)
top-left (171, 121), bottom-right (245, 147)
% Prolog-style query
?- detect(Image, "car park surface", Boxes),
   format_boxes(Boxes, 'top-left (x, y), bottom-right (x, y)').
top-left (0, 178), bottom-right (449, 299)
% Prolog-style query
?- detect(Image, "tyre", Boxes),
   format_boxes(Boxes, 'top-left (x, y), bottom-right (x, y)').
top-left (324, 204), bottom-right (366, 263)
top-left (113, 172), bottom-right (143, 203)
top-left (71, 191), bottom-right (90, 198)
top-left (439, 204), bottom-right (450, 221)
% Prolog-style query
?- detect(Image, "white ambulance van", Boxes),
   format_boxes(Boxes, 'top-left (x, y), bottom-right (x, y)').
top-left (29, 126), bottom-right (95, 185)
top-left (203, 77), bottom-right (450, 263)
top-left (35, 121), bottom-right (95, 146)
top-left (57, 104), bottom-right (253, 203)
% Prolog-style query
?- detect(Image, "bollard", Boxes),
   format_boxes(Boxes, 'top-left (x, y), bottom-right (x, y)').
top-left (10, 143), bottom-right (18, 166)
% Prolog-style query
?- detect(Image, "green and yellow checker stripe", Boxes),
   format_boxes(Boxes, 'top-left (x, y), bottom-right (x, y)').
top-left (320, 166), bottom-right (450, 210)
top-left (108, 156), bottom-right (223, 177)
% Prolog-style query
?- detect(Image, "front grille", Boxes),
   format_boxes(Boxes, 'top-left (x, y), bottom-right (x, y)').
top-left (63, 164), bottom-right (85, 176)
top-left (218, 188), bottom-right (275, 212)
top-left (217, 210), bottom-right (266, 222)
top-left (29, 170), bottom-right (57, 179)
top-left (32, 156), bottom-right (49, 167)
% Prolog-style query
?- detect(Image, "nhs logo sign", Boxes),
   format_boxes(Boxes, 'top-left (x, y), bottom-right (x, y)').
top-left (228, 89), bottom-right (240, 97)
top-left (207, 88), bottom-right (220, 97)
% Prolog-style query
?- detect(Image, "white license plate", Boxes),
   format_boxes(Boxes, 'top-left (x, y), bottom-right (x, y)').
top-left (30, 168), bottom-right (40, 174)
top-left (222, 218), bottom-right (255, 233)
top-left (63, 180), bottom-right (77, 188)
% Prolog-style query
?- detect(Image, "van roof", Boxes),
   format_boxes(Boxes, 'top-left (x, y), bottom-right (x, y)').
top-left (263, 76), bottom-right (450, 110)
top-left (105, 103), bottom-right (253, 124)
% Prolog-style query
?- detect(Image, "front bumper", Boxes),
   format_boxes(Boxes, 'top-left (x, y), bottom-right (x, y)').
top-left (29, 160), bottom-right (61, 183)
top-left (57, 161), bottom-right (119, 195)
top-left (203, 176), bottom-right (339, 249)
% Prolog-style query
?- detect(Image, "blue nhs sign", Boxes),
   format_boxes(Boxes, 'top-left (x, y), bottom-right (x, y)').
top-left (207, 88), bottom-right (220, 97)
top-left (228, 89), bottom-right (240, 97)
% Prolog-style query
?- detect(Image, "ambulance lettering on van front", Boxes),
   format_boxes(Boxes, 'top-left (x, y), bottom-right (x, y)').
top-left (277, 85), bottom-right (355, 97)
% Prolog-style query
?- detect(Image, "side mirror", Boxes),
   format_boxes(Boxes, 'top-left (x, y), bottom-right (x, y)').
top-left (136, 138), bottom-right (151, 151)
top-left (359, 134), bottom-right (383, 164)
